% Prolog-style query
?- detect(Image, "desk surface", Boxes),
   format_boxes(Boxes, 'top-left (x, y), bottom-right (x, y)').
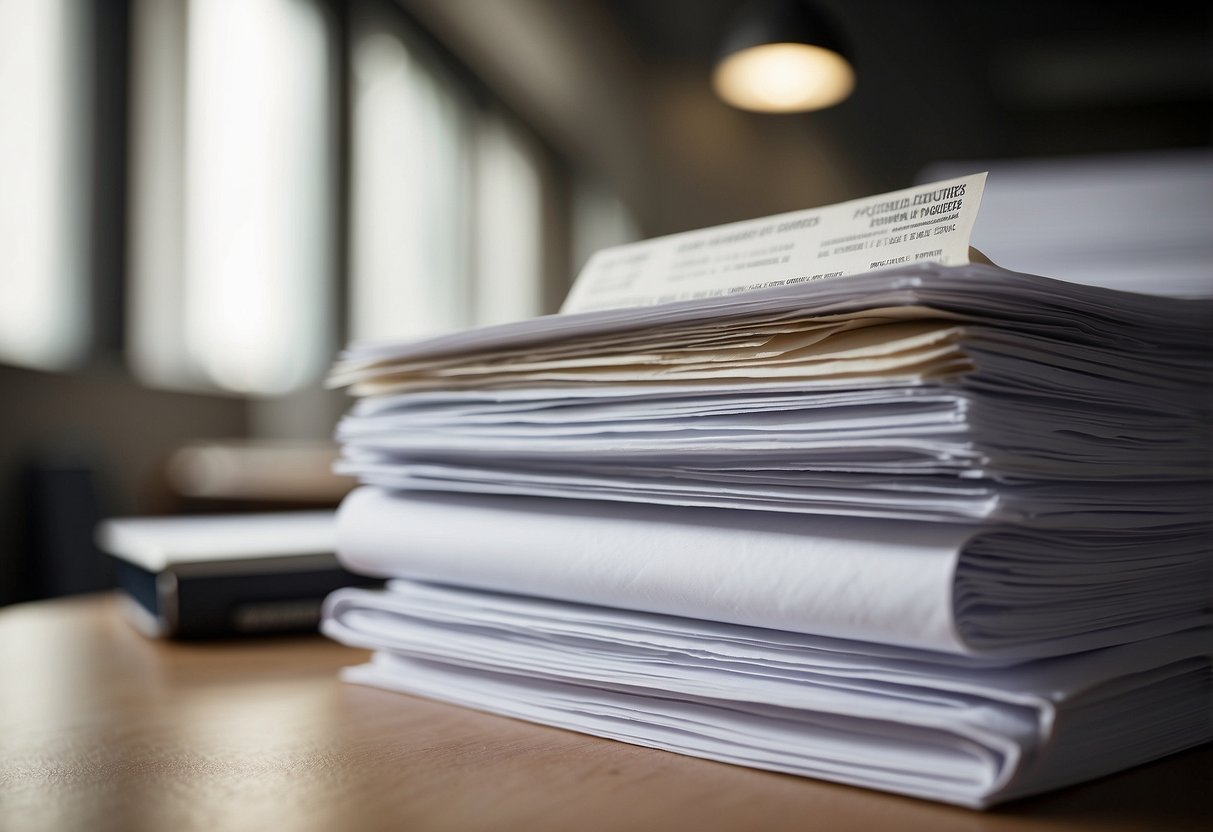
top-left (1, 595), bottom-right (1209, 832)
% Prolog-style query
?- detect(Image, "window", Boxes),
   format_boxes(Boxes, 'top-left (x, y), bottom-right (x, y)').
top-left (571, 175), bottom-right (642, 280)
top-left (0, 0), bottom-right (91, 371)
top-left (128, 0), bottom-right (336, 396)
top-left (472, 115), bottom-right (546, 327)
top-left (349, 15), bottom-right (552, 343)
top-left (349, 29), bottom-right (474, 342)
top-left (14, 0), bottom-right (636, 403)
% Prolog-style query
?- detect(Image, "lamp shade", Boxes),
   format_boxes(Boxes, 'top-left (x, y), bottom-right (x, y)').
top-left (713, 0), bottom-right (855, 113)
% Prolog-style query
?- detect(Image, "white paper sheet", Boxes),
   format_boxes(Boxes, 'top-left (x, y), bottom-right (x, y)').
top-left (562, 173), bottom-right (987, 313)
top-left (336, 487), bottom-right (1211, 657)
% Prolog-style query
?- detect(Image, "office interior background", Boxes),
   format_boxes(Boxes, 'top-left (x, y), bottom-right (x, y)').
top-left (0, 0), bottom-right (1209, 606)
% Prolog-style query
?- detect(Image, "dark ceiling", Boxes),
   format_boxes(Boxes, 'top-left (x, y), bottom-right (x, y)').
top-left (603, 0), bottom-right (1212, 186)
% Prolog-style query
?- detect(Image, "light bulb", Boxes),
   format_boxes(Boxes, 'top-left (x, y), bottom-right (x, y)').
top-left (713, 42), bottom-right (855, 113)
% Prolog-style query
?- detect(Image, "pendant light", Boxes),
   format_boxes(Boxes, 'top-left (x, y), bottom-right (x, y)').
top-left (713, 0), bottom-right (855, 113)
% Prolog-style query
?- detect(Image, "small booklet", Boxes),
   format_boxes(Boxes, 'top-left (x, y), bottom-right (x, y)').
top-left (97, 512), bottom-right (376, 638)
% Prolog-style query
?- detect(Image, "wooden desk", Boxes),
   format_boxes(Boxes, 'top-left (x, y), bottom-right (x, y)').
top-left (2, 595), bottom-right (1209, 831)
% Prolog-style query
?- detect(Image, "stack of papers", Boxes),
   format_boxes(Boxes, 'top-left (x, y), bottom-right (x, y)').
top-left (332, 264), bottom-right (1210, 526)
top-left (321, 174), bottom-right (1212, 807)
top-left (324, 581), bottom-right (1211, 808)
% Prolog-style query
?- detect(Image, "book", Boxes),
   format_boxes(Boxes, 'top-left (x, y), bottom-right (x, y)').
top-left (98, 511), bottom-right (378, 638)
